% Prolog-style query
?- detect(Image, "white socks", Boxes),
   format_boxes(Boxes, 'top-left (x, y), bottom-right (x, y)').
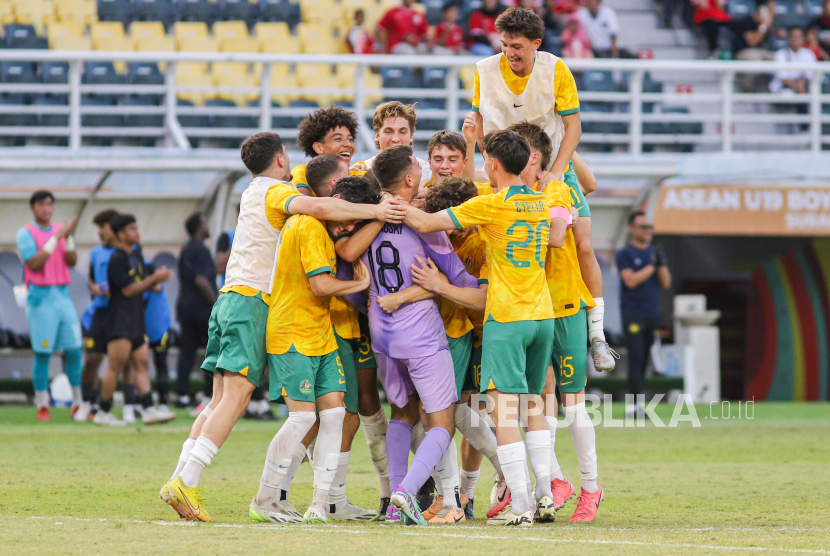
top-left (360, 409), bottom-right (390, 498)
top-left (564, 402), bottom-right (598, 493)
top-left (172, 438), bottom-right (196, 481)
top-left (525, 430), bottom-right (552, 499)
top-left (34, 390), bottom-right (50, 409)
top-left (180, 436), bottom-right (219, 488)
top-left (257, 411), bottom-right (316, 505)
top-left (545, 415), bottom-right (565, 481)
top-left (454, 404), bottom-right (503, 479)
top-left (497, 442), bottom-right (531, 514)
top-left (328, 451), bottom-right (351, 507)
top-left (278, 443), bottom-right (307, 495)
top-left (436, 438), bottom-right (461, 509)
top-left (587, 297), bottom-right (606, 342)
top-left (72, 386), bottom-right (82, 407)
top-left (310, 407), bottom-right (346, 511)
top-left (459, 468), bottom-right (480, 500)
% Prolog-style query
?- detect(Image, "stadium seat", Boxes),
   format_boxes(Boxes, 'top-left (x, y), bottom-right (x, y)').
top-left (807, 0), bottom-right (823, 16)
top-left (255, 20), bottom-right (290, 40)
top-left (178, 0), bottom-right (219, 25)
top-left (581, 70), bottom-right (618, 93)
top-left (176, 98), bottom-right (209, 127)
top-left (11, 0), bottom-right (53, 36)
top-left (219, 0), bottom-right (260, 28)
top-left (418, 99), bottom-right (447, 131)
top-left (423, 67), bottom-right (448, 89)
top-left (121, 94), bottom-right (164, 127)
top-left (54, 0), bottom-right (98, 26)
top-left (1, 60), bottom-right (36, 84)
top-left (135, 34), bottom-right (175, 52)
top-left (220, 36), bottom-right (260, 51)
top-left (0, 94), bottom-right (35, 134)
top-left (288, 97), bottom-right (319, 126)
top-left (174, 20), bottom-right (210, 41)
top-left (47, 21), bottom-right (84, 47)
top-left (0, 0), bottom-right (13, 26)
top-left (176, 36), bottom-right (219, 52)
top-left (728, 0), bottom-right (755, 17)
top-left (297, 63), bottom-right (333, 105)
top-left (138, 0), bottom-right (177, 28)
top-left (34, 93), bottom-right (69, 128)
top-left (261, 0), bottom-right (301, 27)
top-left (301, 0), bottom-right (344, 26)
top-left (260, 35), bottom-right (300, 53)
top-left (81, 94), bottom-right (124, 128)
top-left (214, 20), bottom-right (249, 40)
top-left (50, 35), bottom-right (92, 50)
top-left (97, 0), bottom-right (137, 25)
top-left (336, 65), bottom-right (382, 104)
top-left (130, 21), bottom-right (166, 40)
top-left (5, 24), bottom-right (47, 49)
top-left (297, 22), bottom-right (338, 53)
top-left (774, 0), bottom-right (810, 27)
top-left (42, 61), bottom-right (70, 84)
top-left (213, 71), bottom-right (259, 106)
top-left (252, 61), bottom-right (289, 81)
top-left (129, 61), bottom-right (164, 85)
top-left (424, 0), bottom-right (443, 25)
top-left (206, 97), bottom-right (257, 129)
top-left (91, 21), bottom-right (127, 42)
top-left (381, 67), bottom-right (421, 89)
top-left (84, 61), bottom-right (127, 84)
top-left (213, 61), bottom-right (249, 78)
top-left (268, 71), bottom-right (298, 106)
top-left (176, 65), bottom-right (212, 105)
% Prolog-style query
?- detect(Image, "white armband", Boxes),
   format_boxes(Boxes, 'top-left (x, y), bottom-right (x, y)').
top-left (43, 236), bottom-right (58, 254)
top-left (65, 235), bottom-right (76, 251)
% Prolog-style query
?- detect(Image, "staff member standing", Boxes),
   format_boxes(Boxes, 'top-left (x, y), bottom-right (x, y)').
top-left (16, 190), bottom-right (83, 421)
top-left (175, 212), bottom-right (217, 408)
top-left (615, 211), bottom-right (671, 417)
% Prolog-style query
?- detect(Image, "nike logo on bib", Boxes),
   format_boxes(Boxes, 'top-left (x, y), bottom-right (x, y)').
top-left (513, 103), bottom-right (523, 108)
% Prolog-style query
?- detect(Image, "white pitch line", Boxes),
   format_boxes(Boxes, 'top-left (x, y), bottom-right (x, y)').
top-left (2, 515), bottom-right (829, 554)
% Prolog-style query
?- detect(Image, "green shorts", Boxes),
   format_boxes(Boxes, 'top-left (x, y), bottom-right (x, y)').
top-left (201, 291), bottom-right (268, 388)
top-left (334, 331), bottom-right (361, 413)
top-left (268, 346), bottom-right (345, 403)
top-left (481, 317), bottom-right (555, 396)
top-left (447, 331), bottom-right (473, 398)
top-left (356, 313), bottom-right (377, 369)
top-left (551, 309), bottom-right (588, 394)
top-left (462, 342), bottom-right (482, 393)
top-left (564, 163), bottom-right (591, 218)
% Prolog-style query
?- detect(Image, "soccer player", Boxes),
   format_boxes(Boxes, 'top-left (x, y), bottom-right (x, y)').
top-left (366, 145), bottom-right (480, 525)
top-left (253, 182), bottom-right (372, 524)
top-left (75, 208), bottom-right (118, 422)
top-left (291, 106), bottom-right (358, 194)
top-left (352, 101), bottom-right (432, 189)
top-left (404, 130), bottom-right (570, 526)
top-left (16, 190), bottom-right (82, 421)
top-left (94, 213), bottom-right (175, 427)
top-left (160, 132), bottom-right (405, 522)
top-left (510, 122), bottom-right (604, 522)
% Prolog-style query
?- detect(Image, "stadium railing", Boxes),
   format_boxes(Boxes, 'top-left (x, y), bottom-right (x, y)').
top-left (1, 50), bottom-right (829, 153)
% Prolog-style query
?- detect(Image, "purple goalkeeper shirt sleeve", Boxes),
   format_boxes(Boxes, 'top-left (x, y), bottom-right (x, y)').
top-left (417, 230), bottom-right (479, 289)
top-left (335, 257), bottom-right (369, 315)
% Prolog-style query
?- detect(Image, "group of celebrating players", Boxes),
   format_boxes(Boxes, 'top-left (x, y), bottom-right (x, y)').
top-left (157, 6), bottom-right (616, 528)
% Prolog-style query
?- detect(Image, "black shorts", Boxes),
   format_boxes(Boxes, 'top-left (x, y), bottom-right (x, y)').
top-left (149, 331), bottom-right (169, 353)
top-left (179, 318), bottom-right (209, 351)
top-left (83, 307), bottom-right (109, 354)
top-left (107, 335), bottom-right (146, 352)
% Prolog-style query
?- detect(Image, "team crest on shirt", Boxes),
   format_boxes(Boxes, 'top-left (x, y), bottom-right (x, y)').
top-left (634, 258), bottom-right (642, 265)
top-left (300, 380), bottom-right (312, 394)
top-left (42, 340), bottom-right (49, 348)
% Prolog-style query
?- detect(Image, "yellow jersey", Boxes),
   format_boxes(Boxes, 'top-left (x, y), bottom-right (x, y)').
top-left (266, 214), bottom-right (338, 356)
top-left (447, 185), bottom-right (553, 323)
top-left (540, 181), bottom-right (595, 317)
top-left (451, 230), bottom-right (487, 347)
top-left (290, 164), bottom-right (313, 193)
top-left (219, 180), bottom-right (301, 303)
top-left (472, 55), bottom-right (580, 116)
top-left (330, 295), bottom-right (361, 340)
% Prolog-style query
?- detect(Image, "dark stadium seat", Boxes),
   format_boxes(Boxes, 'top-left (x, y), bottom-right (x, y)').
top-left (422, 67), bottom-right (448, 89)
top-left (98, 0), bottom-right (139, 25)
top-left (0, 94), bottom-right (36, 127)
top-left (807, 0), bottom-right (823, 16)
top-left (774, 0), bottom-right (810, 28)
top-left (82, 95), bottom-right (125, 128)
top-left (220, 0), bottom-right (260, 28)
top-left (424, 0), bottom-right (444, 25)
top-left (84, 61), bottom-right (127, 85)
top-left (581, 70), bottom-right (618, 93)
top-left (417, 99), bottom-right (447, 131)
top-left (582, 102), bottom-right (627, 136)
top-left (139, 0), bottom-right (178, 28)
top-left (122, 95), bottom-right (164, 127)
top-left (34, 94), bottom-right (70, 128)
top-left (42, 62), bottom-right (70, 84)
top-left (261, 0), bottom-right (301, 27)
top-left (207, 98), bottom-right (257, 128)
top-left (1, 61), bottom-right (37, 84)
top-left (728, 0), bottom-right (756, 17)
top-left (4, 25), bottom-right (47, 49)
top-left (129, 62), bottom-right (164, 85)
top-left (381, 67), bottom-right (422, 90)
top-left (247, 99), bottom-right (293, 128)
top-left (288, 98), bottom-right (320, 127)
top-left (176, 99), bottom-right (210, 128)
top-left (178, 0), bottom-right (219, 25)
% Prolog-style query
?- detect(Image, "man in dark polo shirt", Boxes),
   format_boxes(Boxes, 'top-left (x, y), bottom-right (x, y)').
top-left (615, 211), bottom-right (671, 416)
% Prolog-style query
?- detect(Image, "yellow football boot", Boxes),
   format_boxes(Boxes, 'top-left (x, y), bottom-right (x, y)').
top-left (166, 476), bottom-right (211, 522)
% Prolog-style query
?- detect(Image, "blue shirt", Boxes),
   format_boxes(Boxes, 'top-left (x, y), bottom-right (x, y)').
top-left (88, 244), bottom-right (115, 310)
top-left (615, 244), bottom-right (661, 318)
top-left (144, 287), bottom-right (171, 344)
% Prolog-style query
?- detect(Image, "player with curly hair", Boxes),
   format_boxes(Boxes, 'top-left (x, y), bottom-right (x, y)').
top-left (291, 106), bottom-right (360, 194)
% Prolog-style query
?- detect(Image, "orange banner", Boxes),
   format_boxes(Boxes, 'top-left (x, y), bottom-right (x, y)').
top-left (654, 185), bottom-right (830, 236)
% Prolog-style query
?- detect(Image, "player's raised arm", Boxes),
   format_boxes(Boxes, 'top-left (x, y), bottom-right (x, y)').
top-left (403, 205), bottom-right (457, 234)
top-left (289, 195), bottom-right (405, 224)
top-left (571, 151), bottom-right (596, 195)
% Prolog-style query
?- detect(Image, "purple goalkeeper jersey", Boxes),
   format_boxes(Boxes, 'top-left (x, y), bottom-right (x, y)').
top-left (361, 222), bottom-right (478, 359)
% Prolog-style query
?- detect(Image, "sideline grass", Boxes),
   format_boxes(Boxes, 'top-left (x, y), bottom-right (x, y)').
top-left (1, 403), bottom-right (828, 555)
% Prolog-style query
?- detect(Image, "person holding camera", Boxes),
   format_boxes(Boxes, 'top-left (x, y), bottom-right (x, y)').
top-left (615, 211), bottom-right (671, 416)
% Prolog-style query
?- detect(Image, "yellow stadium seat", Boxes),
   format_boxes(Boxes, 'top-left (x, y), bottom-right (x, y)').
top-left (12, 0), bottom-right (54, 35)
top-left (135, 35), bottom-right (175, 72)
top-left (213, 72), bottom-right (259, 106)
top-left (259, 36), bottom-right (300, 54)
top-left (91, 21), bottom-right (125, 42)
top-left (0, 0), bottom-right (13, 22)
top-left (173, 21), bottom-right (210, 42)
top-left (176, 61), bottom-right (209, 77)
top-left (297, 22), bottom-right (337, 54)
top-left (176, 36), bottom-right (219, 52)
top-left (50, 35), bottom-right (92, 51)
top-left (213, 20), bottom-right (249, 41)
top-left (254, 21), bottom-right (290, 42)
top-left (459, 66), bottom-right (476, 91)
top-left (296, 64), bottom-right (334, 106)
top-left (252, 62), bottom-right (291, 82)
top-left (220, 36), bottom-right (259, 52)
top-left (296, 63), bottom-right (332, 80)
top-left (302, 0), bottom-right (344, 25)
top-left (177, 72), bottom-right (213, 106)
top-left (338, 67), bottom-right (382, 105)
top-left (47, 21), bottom-right (84, 45)
top-left (213, 61), bottom-right (249, 78)
top-left (269, 72), bottom-right (299, 106)
top-left (360, 4), bottom-right (384, 28)
top-left (55, 0), bottom-right (96, 26)
top-left (130, 21), bottom-right (166, 40)
top-left (93, 35), bottom-right (134, 51)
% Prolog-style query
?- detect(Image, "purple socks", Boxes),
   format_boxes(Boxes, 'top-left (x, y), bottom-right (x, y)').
top-left (386, 419), bottom-right (413, 493)
top-left (401, 426), bottom-right (451, 494)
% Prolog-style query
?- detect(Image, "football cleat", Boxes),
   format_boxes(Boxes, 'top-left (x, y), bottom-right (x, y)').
top-left (36, 407), bottom-right (51, 421)
top-left (303, 506), bottom-right (327, 524)
top-left (249, 498), bottom-right (302, 524)
top-left (142, 406), bottom-right (177, 425)
top-left (487, 477), bottom-right (511, 518)
top-left (535, 495), bottom-right (556, 523)
top-left (166, 477), bottom-right (211, 522)
top-left (391, 485), bottom-right (427, 525)
top-left (377, 497), bottom-right (391, 520)
top-left (380, 504), bottom-right (402, 523)
top-left (570, 486), bottom-right (604, 522)
top-left (278, 490), bottom-right (302, 519)
top-left (328, 500), bottom-right (379, 521)
top-left (122, 404), bottom-right (136, 425)
top-left (487, 507), bottom-right (533, 527)
top-left (93, 411), bottom-right (127, 427)
top-left (72, 402), bottom-right (91, 423)
top-left (590, 338), bottom-right (619, 372)
top-left (551, 478), bottom-right (575, 510)
top-left (428, 505), bottom-right (466, 524)
top-left (463, 497), bottom-right (475, 521)
top-left (415, 476), bottom-right (436, 512)
top-left (422, 496), bottom-right (443, 522)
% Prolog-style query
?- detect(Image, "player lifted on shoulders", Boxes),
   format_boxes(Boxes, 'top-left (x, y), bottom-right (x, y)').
top-left (160, 132), bottom-right (405, 523)
top-left (511, 122), bottom-right (603, 522)
top-left (473, 7), bottom-right (616, 372)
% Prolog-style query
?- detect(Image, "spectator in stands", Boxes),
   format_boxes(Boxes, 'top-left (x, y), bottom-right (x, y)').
top-left (174, 212), bottom-right (217, 409)
top-left (433, 3), bottom-right (466, 54)
top-left (662, 0), bottom-right (694, 29)
top-left (16, 190), bottom-right (82, 421)
top-left (577, 0), bottom-right (634, 57)
top-left (731, 1), bottom-right (775, 60)
top-left (467, 0), bottom-right (505, 55)
top-left (616, 211), bottom-right (671, 418)
top-left (770, 28), bottom-right (817, 94)
top-left (806, 27), bottom-right (830, 60)
top-left (347, 9), bottom-right (377, 54)
top-left (692, 0), bottom-right (731, 55)
top-left (377, 0), bottom-right (430, 54)
top-left (562, 12), bottom-right (594, 58)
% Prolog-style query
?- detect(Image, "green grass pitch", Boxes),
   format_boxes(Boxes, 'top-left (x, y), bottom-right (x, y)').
top-left (1, 402), bottom-right (828, 555)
